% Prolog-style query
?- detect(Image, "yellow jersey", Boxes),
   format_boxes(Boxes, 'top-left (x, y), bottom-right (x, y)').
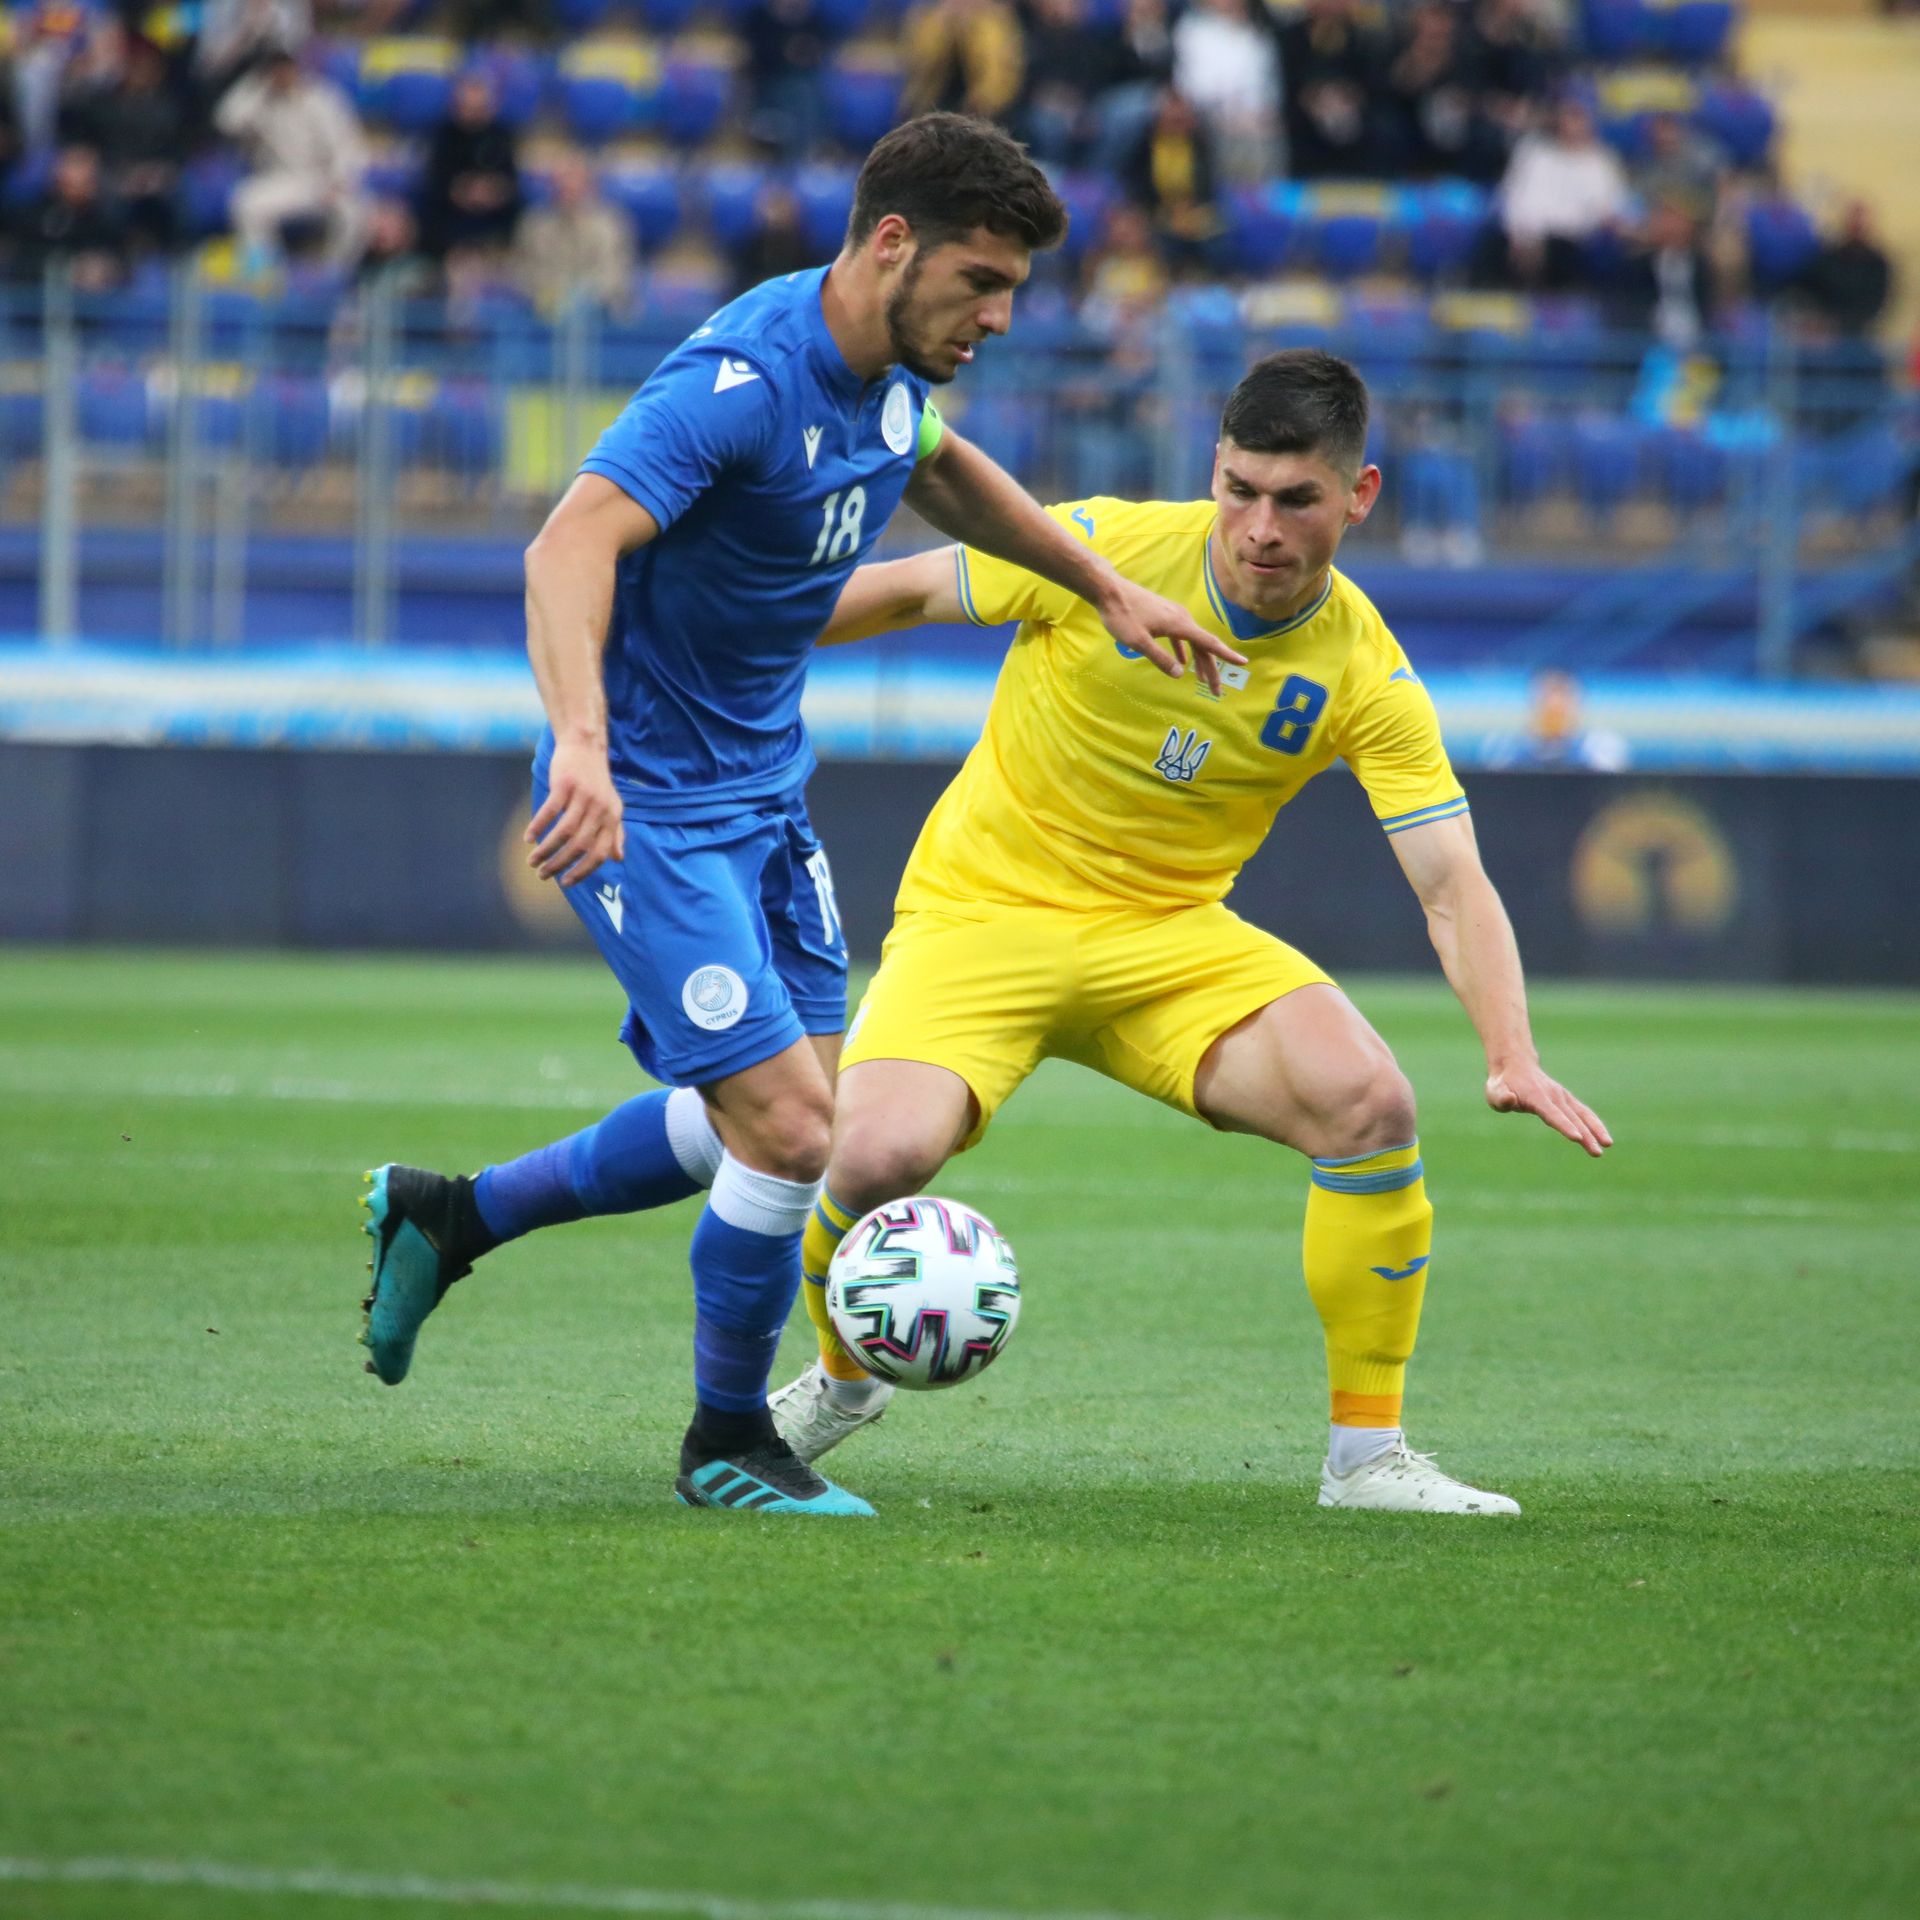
top-left (895, 497), bottom-right (1467, 915)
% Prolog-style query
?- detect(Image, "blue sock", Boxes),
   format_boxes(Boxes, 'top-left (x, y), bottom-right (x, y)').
top-left (474, 1090), bottom-right (707, 1245)
top-left (688, 1180), bottom-right (809, 1415)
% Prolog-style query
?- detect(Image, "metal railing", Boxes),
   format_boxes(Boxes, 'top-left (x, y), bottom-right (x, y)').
top-left (8, 262), bottom-right (1911, 676)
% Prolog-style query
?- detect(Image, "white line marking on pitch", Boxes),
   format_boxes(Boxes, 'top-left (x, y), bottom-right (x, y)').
top-left (0, 1858), bottom-right (1203, 1920)
top-left (0, 1858), bottom-right (1198, 1920)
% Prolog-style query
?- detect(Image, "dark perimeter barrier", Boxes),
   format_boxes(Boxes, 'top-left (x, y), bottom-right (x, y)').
top-left (1, 743), bottom-right (1913, 986)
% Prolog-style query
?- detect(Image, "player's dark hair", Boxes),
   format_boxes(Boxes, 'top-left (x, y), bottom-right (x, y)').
top-left (1219, 350), bottom-right (1371, 477)
top-left (848, 113), bottom-right (1068, 255)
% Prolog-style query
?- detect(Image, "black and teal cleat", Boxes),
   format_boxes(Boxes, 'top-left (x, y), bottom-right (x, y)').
top-left (674, 1434), bottom-right (875, 1516)
top-left (358, 1164), bottom-right (492, 1385)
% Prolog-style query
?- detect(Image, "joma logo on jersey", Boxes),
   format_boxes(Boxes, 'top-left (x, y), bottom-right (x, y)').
top-left (1154, 726), bottom-right (1211, 783)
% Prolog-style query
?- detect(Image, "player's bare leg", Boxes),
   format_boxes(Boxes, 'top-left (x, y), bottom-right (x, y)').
top-left (771, 1058), bottom-right (975, 1461)
top-left (1195, 984), bottom-right (1519, 1515)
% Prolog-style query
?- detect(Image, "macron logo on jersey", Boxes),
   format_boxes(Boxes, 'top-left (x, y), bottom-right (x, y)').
top-left (596, 883), bottom-right (624, 934)
top-left (713, 357), bottom-right (760, 394)
top-left (803, 425), bottom-right (823, 470)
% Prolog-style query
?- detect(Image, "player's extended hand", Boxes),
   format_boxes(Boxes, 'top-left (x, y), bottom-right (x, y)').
top-left (1095, 575), bottom-right (1246, 696)
top-left (526, 737), bottom-right (625, 885)
top-left (1485, 1062), bottom-right (1613, 1157)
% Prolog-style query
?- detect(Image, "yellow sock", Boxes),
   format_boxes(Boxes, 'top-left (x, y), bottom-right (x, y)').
top-left (801, 1188), bottom-right (869, 1381)
top-left (1301, 1140), bottom-right (1431, 1431)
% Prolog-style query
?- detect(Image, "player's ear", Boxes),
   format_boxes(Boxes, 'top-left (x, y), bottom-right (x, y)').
top-left (869, 213), bottom-right (914, 270)
top-left (1347, 464), bottom-right (1383, 525)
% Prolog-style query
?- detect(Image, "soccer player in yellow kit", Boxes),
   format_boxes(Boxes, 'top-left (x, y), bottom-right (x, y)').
top-left (771, 349), bottom-right (1611, 1513)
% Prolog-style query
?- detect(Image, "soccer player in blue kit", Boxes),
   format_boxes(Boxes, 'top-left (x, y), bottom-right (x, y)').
top-left (357, 114), bottom-right (1238, 1515)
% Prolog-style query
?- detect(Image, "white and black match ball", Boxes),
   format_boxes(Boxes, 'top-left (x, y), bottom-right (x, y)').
top-left (825, 1196), bottom-right (1021, 1390)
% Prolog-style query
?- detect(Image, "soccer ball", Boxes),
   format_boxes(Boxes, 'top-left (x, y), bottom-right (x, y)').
top-left (825, 1196), bottom-right (1021, 1390)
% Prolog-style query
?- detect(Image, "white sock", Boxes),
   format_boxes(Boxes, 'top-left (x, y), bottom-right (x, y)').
top-left (664, 1086), bottom-right (724, 1188)
top-left (707, 1152), bottom-right (819, 1236)
top-left (823, 1369), bottom-right (887, 1410)
top-left (1328, 1425), bottom-right (1401, 1475)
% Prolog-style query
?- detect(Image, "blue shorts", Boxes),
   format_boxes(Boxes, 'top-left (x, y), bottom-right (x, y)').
top-left (545, 783), bottom-right (848, 1089)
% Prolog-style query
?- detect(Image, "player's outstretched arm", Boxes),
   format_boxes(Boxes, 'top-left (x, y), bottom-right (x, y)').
top-left (817, 548), bottom-right (964, 647)
top-left (1390, 813), bottom-right (1613, 1157)
top-left (905, 428), bottom-right (1243, 693)
top-left (522, 474), bottom-right (660, 885)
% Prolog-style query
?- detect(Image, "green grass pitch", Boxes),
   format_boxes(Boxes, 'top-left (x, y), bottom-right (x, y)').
top-left (2, 948), bottom-right (1916, 1920)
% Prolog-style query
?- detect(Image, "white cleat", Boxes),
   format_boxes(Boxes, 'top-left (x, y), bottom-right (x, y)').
top-left (768, 1359), bottom-right (893, 1464)
top-left (1317, 1441), bottom-right (1521, 1515)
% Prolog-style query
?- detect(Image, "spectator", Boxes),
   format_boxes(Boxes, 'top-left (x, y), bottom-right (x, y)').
top-left (1796, 200), bottom-right (1894, 338)
top-left (1083, 200), bottom-right (1169, 326)
top-left (196, 0), bottom-right (313, 92)
top-left (418, 72), bottom-right (522, 264)
top-left (1615, 201), bottom-right (1717, 350)
top-left (1465, 0), bottom-right (1563, 134)
top-left (1171, 0), bottom-right (1279, 184)
top-left (900, 0), bottom-right (1025, 124)
top-left (1019, 0), bottom-right (1119, 167)
top-left (731, 182), bottom-right (818, 296)
top-left (741, 0), bottom-right (830, 158)
top-left (1090, 0), bottom-right (1175, 174)
top-left (1276, 0), bottom-right (1388, 182)
top-left (1123, 88), bottom-right (1224, 275)
top-left (62, 31), bottom-right (184, 251)
top-left (1632, 112), bottom-right (1723, 228)
top-left (1484, 670), bottom-right (1630, 771)
top-left (512, 150), bottom-right (634, 316)
top-left (1493, 97), bottom-right (1630, 290)
top-left (7, 142), bottom-right (128, 289)
top-left (1384, 2), bottom-right (1505, 184)
top-left (216, 45), bottom-right (370, 272)
top-left (12, 0), bottom-right (99, 153)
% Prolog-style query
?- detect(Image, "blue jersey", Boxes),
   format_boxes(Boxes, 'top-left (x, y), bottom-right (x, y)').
top-left (541, 268), bottom-right (939, 820)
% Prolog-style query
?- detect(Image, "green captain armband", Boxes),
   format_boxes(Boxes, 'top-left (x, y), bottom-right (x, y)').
top-left (915, 401), bottom-right (944, 462)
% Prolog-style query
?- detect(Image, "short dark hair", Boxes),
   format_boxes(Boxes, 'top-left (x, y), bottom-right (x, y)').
top-left (848, 113), bottom-right (1068, 255)
top-left (1219, 350), bottom-right (1370, 477)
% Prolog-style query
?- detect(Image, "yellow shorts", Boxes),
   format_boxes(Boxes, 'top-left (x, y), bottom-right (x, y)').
top-left (841, 902), bottom-right (1333, 1148)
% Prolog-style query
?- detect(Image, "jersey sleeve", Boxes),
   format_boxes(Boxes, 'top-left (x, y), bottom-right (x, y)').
top-left (1337, 649), bottom-right (1470, 835)
top-left (579, 345), bottom-right (776, 532)
top-left (952, 499), bottom-right (1099, 629)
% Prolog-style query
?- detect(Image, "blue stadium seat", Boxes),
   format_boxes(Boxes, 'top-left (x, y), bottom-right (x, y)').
top-left (1572, 416), bottom-right (1643, 513)
top-left (358, 38), bottom-right (460, 135)
top-left (638, 0), bottom-right (703, 28)
top-left (1399, 445), bottom-right (1480, 535)
top-left (1405, 183), bottom-right (1489, 282)
top-left (365, 149), bottom-right (425, 203)
top-left (1582, 0), bottom-right (1652, 62)
top-left (1224, 184), bottom-right (1297, 277)
top-left (552, 0), bottom-right (615, 29)
top-left (1745, 198), bottom-right (1819, 291)
top-left (556, 42), bottom-right (661, 145)
top-left (261, 373), bottom-right (330, 470)
top-left (824, 54), bottom-right (903, 151)
top-left (815, 0), bottom-right (874, 38)
top-left (1695, 85), bottom-right (1775, 168)
top-left (0, 384), bottom-right (45, 458)
top-left (659, 50), bottom-right (735, 147)
top-left (466, 47), bottom-right (548, 131)
top-left (78, 366), bottom-right (152, 448)
top-left (601, 161), bottom-right (686, 253)
top-left (1500, 414), bottom-right (1570, 507)
top-left (794, 163), bottom-right (858, 254)
top-left (181, 152), bottom-right (243, 238)
top-left (1315, 212), bottom-right (1382, 279)
top-left (1050, 172), bottom-right (1115, 262)
top-left (704, 161), bottom-right (772, 252)
top-left (1660, 2), bottom-right (1735, 65)
top-left (1652, 426), bottom-right (1728, 511)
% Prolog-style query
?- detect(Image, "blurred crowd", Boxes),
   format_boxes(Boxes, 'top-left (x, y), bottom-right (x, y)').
top-left (0, 0), bottom-right (1898, 348)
